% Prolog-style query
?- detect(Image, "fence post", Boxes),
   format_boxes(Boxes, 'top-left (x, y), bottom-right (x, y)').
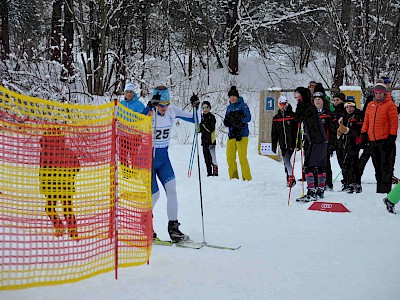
top-left (258, 89), bottom-right (281, 161)
top-left (339, 86), bottom-right (362, 109)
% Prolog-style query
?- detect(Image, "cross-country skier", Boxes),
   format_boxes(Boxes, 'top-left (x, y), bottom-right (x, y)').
top-left (142, 86), bottom-right (200, 242)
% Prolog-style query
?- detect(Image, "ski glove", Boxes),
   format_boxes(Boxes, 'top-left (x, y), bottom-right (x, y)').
top-left (190, 94), bottom-right (200, 108)
top-left (227, 111), bottom-right (244, 128)
top-left (360, 132), bottom-right (369, 148)
top-left (148, 93), bottom-right (161, 108)
top-left (389, 135), bottom-right (397, 144)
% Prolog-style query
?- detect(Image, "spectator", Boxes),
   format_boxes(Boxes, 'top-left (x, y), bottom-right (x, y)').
top-left (312, 91), bottom-right (337, 191)
top-left (294, 87), bottom-right (328, 201)
top-left (271, 95), bottom-right (298, 187)
top-left (223, 86), bottom-right (252, 181)
top-left (200, 101), bottom-right (218, 176)
top-left (118, 82), bottom-right (145, 179)
top-left (332, 92), bottom-right (346, 171)
top-left (39, 129), bottom-right (81, 239)
top-left (337, 99), bottom-right (364, 193)
top-left (361, 82), bottom-right (398, 193)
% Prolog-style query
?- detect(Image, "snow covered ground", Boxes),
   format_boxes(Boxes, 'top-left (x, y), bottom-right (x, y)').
top-left (3, 134), bottom-right (400, 300)
top-left (3, 53), bottom-right (400, 300)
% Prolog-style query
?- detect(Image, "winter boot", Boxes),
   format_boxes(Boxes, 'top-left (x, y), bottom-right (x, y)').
top-left (383, 198), bottom-right (396, 214)
top-left (153, 231), bottom-right (158, 240)
top-left (354, 184), bottom-right (362, 193)
top-left (212, 164), bottom-right (219, 176)
top-left (296, 188), bottom-right (317, 202)
top-left (168, 220), bottom-right (189, 242)
top-left (67, 215), bottom-right (79, 240)
top-left (347, 184), bottom-right (355, 194)
top-left (340, 184), bottom-right (349, 192)
top-left (316, 187), bottom-right (324, 199)
top-left (287, 176), bottom-right (296, 188)
top-left (53, 219), bottom-right (64, 237)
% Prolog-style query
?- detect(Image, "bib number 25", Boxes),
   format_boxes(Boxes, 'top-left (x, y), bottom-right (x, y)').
top-left (155, 128), bottom-right (170, 139)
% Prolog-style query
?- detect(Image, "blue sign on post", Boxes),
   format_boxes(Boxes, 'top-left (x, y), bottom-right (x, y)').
top-left (266, 97), bottom-right (275, 111)
top-left (346, 96), bottom-right (355, 101)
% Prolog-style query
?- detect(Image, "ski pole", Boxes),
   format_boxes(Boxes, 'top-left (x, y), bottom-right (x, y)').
top-left (187, 129), bottom-right (197, 177)
top-left (288, 124), bottom-right (301, 206)
top-left (193, 104), bottom-right (206, 244)
top-left (333, 170), bottom-right (342, 183)
top-left (299, 130), bottom-right (305, 197)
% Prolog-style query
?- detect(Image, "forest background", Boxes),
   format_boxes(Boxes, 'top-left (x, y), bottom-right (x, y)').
top-left (0, 0), bottom-right (399, 106)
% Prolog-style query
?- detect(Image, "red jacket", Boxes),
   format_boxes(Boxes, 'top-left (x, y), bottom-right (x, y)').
top-left (361, 94), bottom-right (398, 141)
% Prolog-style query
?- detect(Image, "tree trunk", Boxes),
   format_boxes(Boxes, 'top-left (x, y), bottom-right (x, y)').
top-left (140, 4), bottom-right (148, 87)
top-left (332, 0), bottom-right (351, 89)
top-left (0, 0), bottom-right (10, 60)
top-left (50, 0), bottom-right (62, 62)
top-left (62, 0), bottom-right (74, 80)
top-left (227, 0), bottom-right (239, 75)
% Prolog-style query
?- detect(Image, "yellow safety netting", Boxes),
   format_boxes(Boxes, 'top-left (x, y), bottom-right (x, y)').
top-left (0, 85), bottom-right (153, 289)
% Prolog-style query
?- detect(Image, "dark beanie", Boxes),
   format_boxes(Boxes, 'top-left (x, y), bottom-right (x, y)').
top-left (228, 86), bottom-right (239, 98)
top-left (202, 100), bottom-right (211, 109)
top-left (333, 92), bottom-right (345, 102)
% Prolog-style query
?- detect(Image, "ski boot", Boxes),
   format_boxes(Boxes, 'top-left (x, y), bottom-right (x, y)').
top-left (383, 198), bottom-right (396, 214)
top-left (153, 231), bottom-right (158, 240)
top-left (296, 188), bottom-right (317, 202)
top-left (168, 220), bottom-right (189, 242)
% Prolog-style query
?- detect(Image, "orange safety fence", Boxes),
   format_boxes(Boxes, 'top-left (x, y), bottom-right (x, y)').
top-left (0, 86), bottom-right (153, 290)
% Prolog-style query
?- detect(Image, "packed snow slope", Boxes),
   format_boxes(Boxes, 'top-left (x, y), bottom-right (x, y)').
top-left (3, 135), bottom-right (400, 300)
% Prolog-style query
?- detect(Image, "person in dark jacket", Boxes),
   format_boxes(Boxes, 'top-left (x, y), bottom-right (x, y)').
top-left (271, 96), bottom-right (298, 187)
top-left (294, 87), bottom-right (328, 201)
top-left (332, 92), bottom-right (346, 171)
top-left (337, 99), bottom-right (364, 193)
top-left (313, 92), bottom-right (337, 191)
top-left (39, 129), bottom-right (81, 239)
top-left (223, 86), bottom-right (252, 181)
top-left (200, 100), bottom-right (218, 176)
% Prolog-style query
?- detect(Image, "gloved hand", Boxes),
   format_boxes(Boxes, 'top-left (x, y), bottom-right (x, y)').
top-left (190, 94), bottom-right (200, 108)
top-left (337, 127), bottom-right (343, 138)
top-left (338, 124), bottom-right (349, 135)
top-left (389, 134), bottom-right (397, 144)
top-left (360, 132), bottom-right (369, 148)
top-left (148, 93), bottom-right (161, 108)
top-left (228, 111), bottom-right (244, 128)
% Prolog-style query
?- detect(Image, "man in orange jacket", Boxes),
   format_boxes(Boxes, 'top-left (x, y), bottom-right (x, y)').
top-left (361, 82), bottom-right (398, 193)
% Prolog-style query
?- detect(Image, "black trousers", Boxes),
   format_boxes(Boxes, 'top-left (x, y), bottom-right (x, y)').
top-left (359, 145), bottom-right (373, 178)
top-left (343, 145), bottom-right (361, 184)
top-left (202, 144), bottom-right (213, 176)
top-left (370, 140), bottom-right (395, 193)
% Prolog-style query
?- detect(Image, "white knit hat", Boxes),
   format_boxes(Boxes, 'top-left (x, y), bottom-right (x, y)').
top-left (124, 83), bottom-right (135, 92)
top-left (278, 96), bottom-right (288, 103)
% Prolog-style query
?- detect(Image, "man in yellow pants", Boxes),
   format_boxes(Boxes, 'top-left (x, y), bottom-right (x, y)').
top-left (223, 86), bottom-right (252, 181)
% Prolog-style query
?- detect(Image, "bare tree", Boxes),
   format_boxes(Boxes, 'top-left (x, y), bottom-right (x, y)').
top-left (0, 0), bottom-right (10, 60)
